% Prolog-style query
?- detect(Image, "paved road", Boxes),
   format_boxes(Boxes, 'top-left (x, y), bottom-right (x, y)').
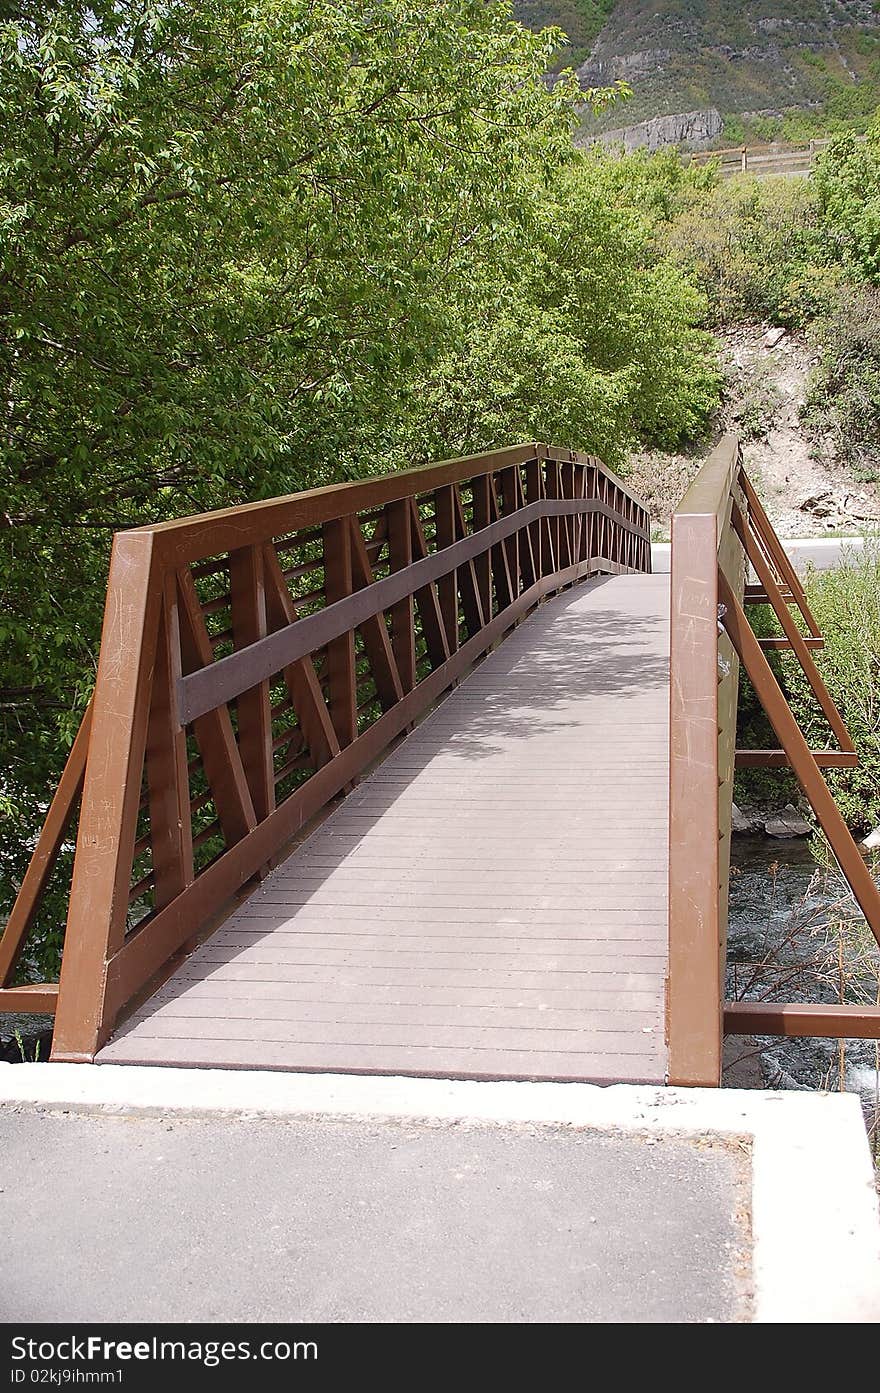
top-left (652, 536), bottom-right (865, 574)
top-left (0, 1108), bottom-right (749, 1323)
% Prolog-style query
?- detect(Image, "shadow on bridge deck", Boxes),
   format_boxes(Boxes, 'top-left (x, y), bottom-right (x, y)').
top-left (99, 573), bottom-right (671, 1083)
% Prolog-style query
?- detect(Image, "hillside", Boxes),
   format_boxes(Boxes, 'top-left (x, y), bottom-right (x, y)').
top-left (515, 0), bottom-right (880, 143)
top-left (628, 328), bottom-right (880, 540)
top-left (513, 0), bottom-right (616, 70)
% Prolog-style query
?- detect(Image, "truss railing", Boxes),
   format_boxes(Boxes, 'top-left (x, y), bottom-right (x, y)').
top-left (0, 442), bottom-right (650, 1060)
top-left (667, 435), bottom-right (880, 1085)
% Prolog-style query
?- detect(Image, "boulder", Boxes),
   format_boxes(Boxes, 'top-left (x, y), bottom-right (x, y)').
top-left (763, 326), bottom-right (787, 350)
top-left (862, 825), bottom-right (880, 850)
top-left (765, 808), bottom-right (812, 838)
top-left (731, 803), bottom-right (765, 834)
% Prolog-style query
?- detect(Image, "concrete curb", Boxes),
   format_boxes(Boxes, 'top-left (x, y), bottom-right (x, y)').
top-left (2, 1064), bottom-right (878, 1323)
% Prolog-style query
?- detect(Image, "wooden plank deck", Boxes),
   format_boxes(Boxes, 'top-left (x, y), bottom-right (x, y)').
top-left (99, 573), bottom-right (671, 1082)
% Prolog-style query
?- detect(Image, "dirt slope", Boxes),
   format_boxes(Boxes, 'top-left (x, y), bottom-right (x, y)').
top-left (628, 326), bottom-right (880, 537)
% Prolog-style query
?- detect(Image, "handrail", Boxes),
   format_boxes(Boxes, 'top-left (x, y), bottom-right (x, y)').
top-left (0, 441), bottom-right (652, 1060)
top-left (667, 435), bottom-right (880, 1084)
top-left (178, 497), bottom-right (649, 725)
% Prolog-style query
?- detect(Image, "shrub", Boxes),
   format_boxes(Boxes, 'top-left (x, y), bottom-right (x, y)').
top-left (664, 176), bottom-right (829, 328)
top-left (814, 123), bottom-right (880, 281)
top-left (737, 541), bottom-right (880, 833)
top-left (803, 285), bottom-right (880, 482)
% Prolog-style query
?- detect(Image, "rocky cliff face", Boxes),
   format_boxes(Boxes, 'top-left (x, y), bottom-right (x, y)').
top-left (545, 0), bottom-right (880, 138)
top-left (581, 107), bottom-right (723, 151)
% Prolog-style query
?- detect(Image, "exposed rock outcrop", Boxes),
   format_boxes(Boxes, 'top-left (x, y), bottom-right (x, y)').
top-left (580, 107), bottom-right (723, 153)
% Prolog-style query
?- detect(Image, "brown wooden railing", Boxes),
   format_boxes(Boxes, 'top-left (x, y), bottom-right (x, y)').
top-left (0, 442), bottom-right (651, 1060)
top-left (667, 436), bottom-right (880, 1086)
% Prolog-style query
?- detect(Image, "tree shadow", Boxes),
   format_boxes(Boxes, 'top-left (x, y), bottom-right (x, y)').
top-left (115, 576), bottom-right (670, 1024)
top-left (404, 575), bottom-right (670, 764)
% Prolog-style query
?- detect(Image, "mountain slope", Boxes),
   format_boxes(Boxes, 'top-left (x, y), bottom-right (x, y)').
top-left (515, 0), bottom-right (880, 140)
top-left (513, 0), bottom-right (616, 71)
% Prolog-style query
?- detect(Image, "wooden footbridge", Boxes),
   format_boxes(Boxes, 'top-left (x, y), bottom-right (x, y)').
top-left (3, 437), bottom-right (880, 1086)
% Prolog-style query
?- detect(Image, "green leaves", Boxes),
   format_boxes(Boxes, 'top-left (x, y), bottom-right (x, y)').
top-left (0, 0), bottom-right (581, 972)
top-left (815, 122), bottom-right (880, 283)
top-left (0, 1), bottom-right (723, 977)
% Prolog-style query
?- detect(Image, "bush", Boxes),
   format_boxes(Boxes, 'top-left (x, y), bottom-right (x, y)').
top-left (736, 542), bottom-right (880, 832)
top-left (814, 123), bottom-right (880, 281)
top-left (803, 285), bottom-right (880, 482)
top-left (664, 175), bottom-right (831, 328)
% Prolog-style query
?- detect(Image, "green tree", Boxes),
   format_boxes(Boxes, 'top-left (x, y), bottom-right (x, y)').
top-left (814, 122), bottom-right (880, 282)
top-left (396, 152), bottom-right (720, 468)
top-left (0, 0), bottom-right (578, 971)
top-left (0, 3), bottom-right (722, 978)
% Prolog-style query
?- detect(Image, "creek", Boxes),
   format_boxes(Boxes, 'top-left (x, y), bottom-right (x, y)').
top-left (728, 835), bottom-right (880, 1127)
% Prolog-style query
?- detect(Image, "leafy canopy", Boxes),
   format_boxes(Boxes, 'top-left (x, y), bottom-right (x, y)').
top-left (0, 1), bottom-right (721, 976)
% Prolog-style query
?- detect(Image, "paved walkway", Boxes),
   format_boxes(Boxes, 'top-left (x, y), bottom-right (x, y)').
top-left (100, 574), bottom-right (671, 1083)
top-left (652, 535), bottom-right (866, 574)
top-left (0, 1106), bottom-right (747, 1323)
top-left (4, 1067), bottom-right (879, 1322)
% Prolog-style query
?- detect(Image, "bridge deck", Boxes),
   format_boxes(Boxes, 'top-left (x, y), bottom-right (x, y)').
top-left (100, 574), bottom-right (671, 1083)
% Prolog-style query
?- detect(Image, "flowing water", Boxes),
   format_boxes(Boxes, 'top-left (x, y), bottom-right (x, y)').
top-left (728, 835), bottom-right (880, 1126)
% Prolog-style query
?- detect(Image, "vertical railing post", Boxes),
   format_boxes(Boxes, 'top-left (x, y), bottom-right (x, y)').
top-left (559, 459), bottom-right (575, 569)
top-left (666, 437), bottom-right (744, 1087)
top-left (597, 474), bottom-right (608, 562)
top-left (229, 544), bottom-right (275, 822)
top-left (525, 458), bottom-right (543, 580)
top-left (584, 465), bottom-right (597, 565)
top-left (577, 465), bottom-right (590, 564)
top-left (322, 517), bottom-right (357, 746)
top-left (146, 577), bottom-right (194, 909)
top-left (262, 542), bottom-right (341, 770)
top-left (667, 506), bottom-right (723, 1087)
top-left (488, 474), bottom-right (514, 610)
top-left (499, 466), bottom-right (521, 602)
top-left (544, 458), bottom-right (562, 575)
top-left (452, 485), bottom-right (485, 639)
top-left (408, 499), bottom-right (451, 671)
top-left (387, 499), bottom-right (416, 693)
top-left (471, 474), bottom-right (492, 621)
top-left (434, 486), bottom-right (459, 654)
top-left (52, 532), bottom-right (162, 1061)
top-left (176, 569), bottom-right (257, 847)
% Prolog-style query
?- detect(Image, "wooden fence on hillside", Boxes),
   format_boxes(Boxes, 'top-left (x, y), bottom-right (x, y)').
top-left (687, 135), bottom-right (866, 179)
